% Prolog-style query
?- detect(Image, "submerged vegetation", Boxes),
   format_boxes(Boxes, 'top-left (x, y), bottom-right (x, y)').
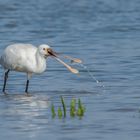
top-left (51, 96), bottom-right (86, 119)
top-left (51, 103), bottom-right (56, 118)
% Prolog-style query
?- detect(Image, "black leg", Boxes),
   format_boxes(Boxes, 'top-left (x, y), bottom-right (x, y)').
top-left (3, 69), bottom-right (10, 93)
top-left (25, 79), bottom-right (29, 93)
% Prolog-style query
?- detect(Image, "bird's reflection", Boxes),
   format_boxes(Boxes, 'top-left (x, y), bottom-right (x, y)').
top-left (0, 93), bottom-right (49, 137)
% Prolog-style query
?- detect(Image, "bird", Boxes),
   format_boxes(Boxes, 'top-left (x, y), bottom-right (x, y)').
top-left (0, 43), bottom-right (79, 94)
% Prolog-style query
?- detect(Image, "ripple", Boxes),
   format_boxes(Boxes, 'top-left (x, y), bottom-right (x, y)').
top-left (107, 108), bottom-right (138, 113)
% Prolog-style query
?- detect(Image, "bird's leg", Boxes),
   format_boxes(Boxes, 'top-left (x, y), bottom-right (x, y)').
top-left (25, 79), bottom-right (29, 93)
top-left (3, 69), bottom-right (10, 93)
top-left (25, 73), bottom-right (32, 94)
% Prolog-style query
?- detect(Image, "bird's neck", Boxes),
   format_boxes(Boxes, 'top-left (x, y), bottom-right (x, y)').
top-left (35, 51), bottom-right (47, 73)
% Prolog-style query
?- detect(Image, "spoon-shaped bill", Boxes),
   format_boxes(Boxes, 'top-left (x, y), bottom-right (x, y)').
top-left (54, 57), bottom-right (79, 74)
top-left (49, 50), bottom-right (82, 64)
top-left (63, 55), bottom-right (82, 64)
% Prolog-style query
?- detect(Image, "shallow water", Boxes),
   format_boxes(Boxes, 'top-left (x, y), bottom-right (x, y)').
top-left (0, 0), bottom-right (140, 140)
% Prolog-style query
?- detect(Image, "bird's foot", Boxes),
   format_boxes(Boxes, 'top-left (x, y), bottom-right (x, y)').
top-left (25, 92), bottom-right (32, 97)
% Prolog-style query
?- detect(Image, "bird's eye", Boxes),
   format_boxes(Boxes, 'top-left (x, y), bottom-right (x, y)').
top-left (43, 48), bottom-right (45, 50)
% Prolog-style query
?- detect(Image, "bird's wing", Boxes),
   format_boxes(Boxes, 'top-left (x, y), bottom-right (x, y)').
top-left (0, 43), bottom-right (37, 72)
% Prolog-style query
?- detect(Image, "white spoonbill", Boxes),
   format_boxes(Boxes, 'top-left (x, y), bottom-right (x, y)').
top-left (0, 43), bottom-right (80, 93)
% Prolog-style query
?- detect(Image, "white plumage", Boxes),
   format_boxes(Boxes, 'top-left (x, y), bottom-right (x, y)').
top-left (0, 44), bottom-right (48, 73)
top-left (0, 43), bottom-right (56, 93)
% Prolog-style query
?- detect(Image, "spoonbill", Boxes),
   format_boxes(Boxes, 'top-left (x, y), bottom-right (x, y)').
top-left (0, 43), bottom-right (81, 93)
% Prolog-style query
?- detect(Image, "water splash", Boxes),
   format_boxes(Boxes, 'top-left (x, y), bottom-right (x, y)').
top-left (66, 57), bottom-right (105, 89)
top-left (79, 63), bottom-right (105, 88)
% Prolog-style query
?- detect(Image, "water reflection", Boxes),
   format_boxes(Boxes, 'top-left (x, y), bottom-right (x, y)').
top-left (0, 94), bottom-right (49, 134)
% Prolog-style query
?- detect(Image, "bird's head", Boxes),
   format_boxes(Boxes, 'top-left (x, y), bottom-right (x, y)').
top-left (38, 44), bottom-right (57, 58)
top-left (38, 44), bottom-right (80, 74)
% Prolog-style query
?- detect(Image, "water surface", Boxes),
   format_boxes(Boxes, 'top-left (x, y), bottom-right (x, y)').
top-left (0, 0), bottom-right (140, 140)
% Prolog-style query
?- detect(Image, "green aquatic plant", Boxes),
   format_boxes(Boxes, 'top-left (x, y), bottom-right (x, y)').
top-left (51, 103), bottom-right (56, 118)
top-left (70, 98), bottom-right (76, 117)
top-left (58, 107), bottom-right (63, 118)
top-left (77, 107), bottom-right (82, 116)
top-left (60, 96), bottom-right (66, 117)
top-left (51, 97), bottom-right (86, 119)
top-left (77, 98), bottom-right (85, 117)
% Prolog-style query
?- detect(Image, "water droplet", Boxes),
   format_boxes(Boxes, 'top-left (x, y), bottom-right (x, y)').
top-left (80, 64), bottom-right (105, 88)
